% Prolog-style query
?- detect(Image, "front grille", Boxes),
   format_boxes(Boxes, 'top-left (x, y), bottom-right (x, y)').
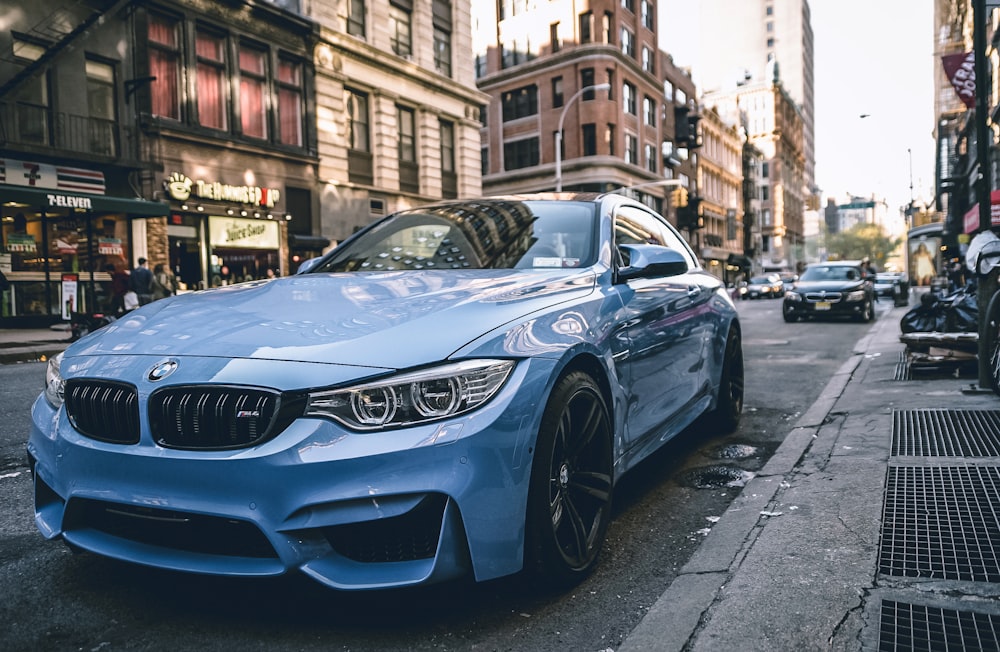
top-left (324, 495), bottom-right (447, 563)
top-left (63, 498), bottom-right (277, 558)
top-left (64, 379), bottom-right (140, 444)
top-left (804, 292), bottom-right (843, 302)
top-left (149, 385), bottom-right (293, 450)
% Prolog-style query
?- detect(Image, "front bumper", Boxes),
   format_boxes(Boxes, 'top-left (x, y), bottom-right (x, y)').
top-left (782, 295), bottom-right (868, 318)
top-left (27, 358), bottom-right (552, 590)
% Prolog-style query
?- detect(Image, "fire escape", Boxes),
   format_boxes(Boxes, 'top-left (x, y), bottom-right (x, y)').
top-left (0, 0), bottom-right (146, 170)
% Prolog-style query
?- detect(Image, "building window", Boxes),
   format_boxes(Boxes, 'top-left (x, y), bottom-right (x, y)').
top-left (346, 88), bottom-right (371, 184)
top-left (503, 137), bottom-right (540, 171)
top-left (582, 123), bottom-right (597, 156)
top-left (550, 22), bottom-right (560, 53)
top-left (347, 0), bottom-right (366, 37)
top-left (625, 134), bottom-right (637, 165)
top-left (239, 45), bottom-right (267, 139)
top-left (440, 119), bottom-right (457, 198)
top-left (581, 68), bottom-right (595, 99)
top-left (644, 96), bottom-right (655, 126)
top-left (277, 58), bottom-right (303, 146)
top-left (767, 37), bottom-right (774, 47)
top-left (762, 162), bottom-right (769, 177)
top-left (603, 12), bottom-right (613, 44)
top-left (607, 124), bottom-right (615, 156)
top-left (623, 82), bottom-right (636, 115)
top-left (621, 27), bottom-right (634, 58)
top-left (434, 26), bottom-right (452, 76)
top-left (345, 88), bottom-right (370, 152)
top-left (642, 46), bottom-right (654, 73)
top-left (398, 106), bottom-right (418, 192)
top-left (389, 4), bottom-right (412, 57)
top-left (196, 30), bottom-right (227, 130)
top-left (501, 85), bottom-right (538, 121)
top-left (86, 59), bottom-right (117, 156)
top-left (641, 0), bottom-right (654, 29)
top-left (622, 0), bottom-right (635, 13)
top-left (552, 77), bottom-right (563, 108)
top-left (645, 143), bottom-right (656, 172)
top-left (481, 147), bottom-right (489, 176)
top-left (606, 69), bottom-right (615, 100)
top-left (148, 14), bottom-right (180, 120)
top-left (431, 0), bottom-right (452, 77)
top-left (579, 11), bottom-right (593, 43)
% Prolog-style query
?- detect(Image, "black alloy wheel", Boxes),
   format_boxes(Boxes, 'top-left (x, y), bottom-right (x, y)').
top-left (525, 371), bottom-right (613, 588)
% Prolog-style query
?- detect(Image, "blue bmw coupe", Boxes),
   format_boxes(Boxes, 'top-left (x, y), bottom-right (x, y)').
top-left (28, 193), bottom-right (743, 591)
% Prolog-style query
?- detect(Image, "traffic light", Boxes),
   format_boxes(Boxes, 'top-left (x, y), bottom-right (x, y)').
top-left (678, 196), bottom-right (703, 231)
top-left (671, 186), bottom-right (689, 208)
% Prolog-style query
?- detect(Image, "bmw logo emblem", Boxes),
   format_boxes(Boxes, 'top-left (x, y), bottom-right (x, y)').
top-left (148, 360), bottom-right (178, 382)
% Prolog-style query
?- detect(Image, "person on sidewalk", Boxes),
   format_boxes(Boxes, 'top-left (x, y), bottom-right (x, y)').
top-left (863, 257), bottom-right (879, 303)
top-left (151, 263), bottom-right (178, 301)
top-left (105, 264), bottom-right (129, 313)
top-left (129, 257), bottom-right (154, 305)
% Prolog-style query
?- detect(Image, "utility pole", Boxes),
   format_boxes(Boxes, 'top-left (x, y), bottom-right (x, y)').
top-left (974, 0), bottom-right (995, 391)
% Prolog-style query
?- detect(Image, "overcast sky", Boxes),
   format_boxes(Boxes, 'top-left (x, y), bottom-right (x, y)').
top-left (659, 0), bottom-right (937, 213)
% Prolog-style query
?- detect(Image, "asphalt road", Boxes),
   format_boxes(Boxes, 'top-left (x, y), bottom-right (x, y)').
top-left (0, 297), bottom-right (885, 651)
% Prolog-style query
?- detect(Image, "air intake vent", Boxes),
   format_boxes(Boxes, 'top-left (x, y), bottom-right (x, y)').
top-left (64, 379), bottom-right (140, 444)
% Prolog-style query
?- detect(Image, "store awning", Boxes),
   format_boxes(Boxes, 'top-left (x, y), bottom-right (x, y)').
top-left (726, 254), bottom-right (753, 268)
top-left (1, 184), bottom-right (169, 216)
top-left (289, 233), bottom-right (332, 250)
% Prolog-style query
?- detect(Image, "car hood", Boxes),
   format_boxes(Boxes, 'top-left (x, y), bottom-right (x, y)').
top-left (69, 270), bottom-right (597, 368)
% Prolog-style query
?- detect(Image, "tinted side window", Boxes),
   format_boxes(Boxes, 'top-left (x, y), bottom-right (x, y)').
top-left (614, 206), bottom-right (697, 268)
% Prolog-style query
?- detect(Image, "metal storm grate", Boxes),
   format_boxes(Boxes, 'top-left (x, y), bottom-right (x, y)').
top-left (892, 409), bottom-right (1000, 457)
top-left (894, 352), bottom-right (911, 381)
top-left (878, 600), bottom-right (1000, 651)
top-left (879, 466), bottom-right (1000, 583)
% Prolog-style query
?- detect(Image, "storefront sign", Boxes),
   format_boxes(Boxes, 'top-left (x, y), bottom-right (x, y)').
top-left (0, 158), bottom-right (106, 193)
top-left (962, 190), bottom-right (1000, 233)
top-left (209, 216), bottom-right (279, 249)
top-left (7, 234), bottom-right (36, 254)
top-left (98, 237), bottom-right (124, 256)
top-left (46, 193), bottom-right (93, 209)
top-left (61, 273), bottom-right (78, 320)
top-left (165, 172), bottom-right (280, 208)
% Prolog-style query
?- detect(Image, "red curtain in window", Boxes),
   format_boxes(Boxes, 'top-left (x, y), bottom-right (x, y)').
top-left (239, 48), bottom-right (266, 138)
top-left (149, 17), bottom-right (179, 119)
top-left (196, 33), bottom-right (226, 130)
top-left (278, 61), bottom-right (302, 146)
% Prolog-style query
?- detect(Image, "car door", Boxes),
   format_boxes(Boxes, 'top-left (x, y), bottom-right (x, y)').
top-left (612, 205), bottom-right (716, 451)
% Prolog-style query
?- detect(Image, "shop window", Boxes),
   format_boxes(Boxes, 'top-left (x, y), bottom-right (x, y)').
top-left (239, 45), bottom-right (267, 139)
top-left (196, 29), bottom-right (227, 130)
top-left (149, 14), bottom-right (181, 120)
top-left (277, 59), bottom-right (303, 146)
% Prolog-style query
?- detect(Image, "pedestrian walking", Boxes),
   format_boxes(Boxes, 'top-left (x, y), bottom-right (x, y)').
top-left (129, 257), bottom-right (154, 305)
top-left (105, 263), bottom-right (129, 313)
top-left (151, 263), bottom-right (177, 300)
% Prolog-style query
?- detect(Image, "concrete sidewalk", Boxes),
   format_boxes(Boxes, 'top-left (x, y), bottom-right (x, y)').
top-left (0, 325), bottom-right (72, 364)
top-left (621, 303), bottom-right (1000, 650)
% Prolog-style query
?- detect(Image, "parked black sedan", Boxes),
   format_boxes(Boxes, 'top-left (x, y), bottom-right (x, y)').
top-left (782, 261), bottom-right (875, 322)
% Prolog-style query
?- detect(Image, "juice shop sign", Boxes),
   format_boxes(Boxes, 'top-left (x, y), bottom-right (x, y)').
top-left (165, 172), bottom-right (280, 208)
top-left (209, 216), bottom-right (279, 249)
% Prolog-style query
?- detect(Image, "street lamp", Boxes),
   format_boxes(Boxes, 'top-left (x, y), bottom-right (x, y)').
top-left (555, 82), bottom-right (611, 192)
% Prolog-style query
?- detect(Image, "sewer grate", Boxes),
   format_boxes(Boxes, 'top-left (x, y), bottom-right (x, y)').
top-left (878, 600), bottom-right (1000, 651)
top-left (894, 351), bottom-right (911, 381)
top-left (892, 409), bottom-right (1000, 457)
top-left (880, 466), bottom-right (1000, 583)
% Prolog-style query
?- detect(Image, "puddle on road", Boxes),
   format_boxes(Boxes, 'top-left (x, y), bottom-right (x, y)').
top-left (711, 443), bottom-right (760, 460)
top-left (679, 464), bottom-right (755, 489)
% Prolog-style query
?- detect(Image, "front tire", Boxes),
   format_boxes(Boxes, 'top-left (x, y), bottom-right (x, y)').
top-left (703, 327), bottom-right (744, 432)
top-left (525, 371), bottom-right (613, 589)
top-left (985, 291), bottom-right (1000, 397)
top-left (782, 304), bottom-right (798, 323)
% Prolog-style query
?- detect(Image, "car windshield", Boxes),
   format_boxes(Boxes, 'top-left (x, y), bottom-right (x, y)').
top-left (313, 200), bottom-right (599, 272)
top-left (750, 276), bottom-right (773, 284)
top-left (800, 266), bottom-right (860, 282)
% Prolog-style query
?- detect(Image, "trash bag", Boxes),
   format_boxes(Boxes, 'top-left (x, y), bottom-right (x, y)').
top-left (900, 283), bottom-right (979, 333)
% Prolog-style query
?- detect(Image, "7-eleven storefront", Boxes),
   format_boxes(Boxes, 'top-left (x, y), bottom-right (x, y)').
top-left (1, 159), bottom-right (168, 327)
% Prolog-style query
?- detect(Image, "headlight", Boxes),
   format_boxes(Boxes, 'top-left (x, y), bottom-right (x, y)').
top-left (44, 352), bottom-right (65, 408)
top-left (846, 290), bottom-right (866, 302)
top-left (305, 359), bottom-right (515, 430)
top-left (785, 291), bottom-right (801, 301)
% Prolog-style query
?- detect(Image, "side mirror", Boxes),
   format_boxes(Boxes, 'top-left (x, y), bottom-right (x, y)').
top-left (296, 257), bottom-right (323, 275)
top-left (617, 244), bottom-right (689, 281)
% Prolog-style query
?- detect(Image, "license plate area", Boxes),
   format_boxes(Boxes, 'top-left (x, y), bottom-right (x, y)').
top-left (814, 301), bottom-right (831, 311)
